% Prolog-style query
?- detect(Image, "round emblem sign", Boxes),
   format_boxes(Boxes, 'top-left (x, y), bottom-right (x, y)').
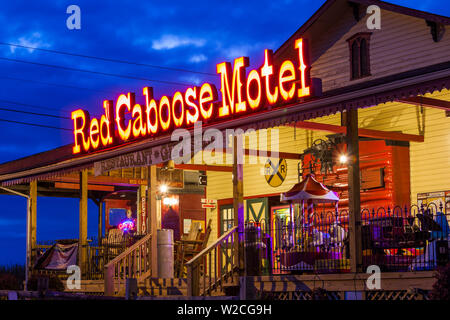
top-left (264, 159), bottom-right (287, 187)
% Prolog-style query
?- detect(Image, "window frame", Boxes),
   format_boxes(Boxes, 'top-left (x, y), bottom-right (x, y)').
top-left (347, 32), bottom-right (372, 80)
top-left (219, 204), bottom-right (234, 236)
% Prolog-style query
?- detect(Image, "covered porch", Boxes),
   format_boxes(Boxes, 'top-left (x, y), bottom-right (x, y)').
top-left (0, 67), bottom-right (449, 300)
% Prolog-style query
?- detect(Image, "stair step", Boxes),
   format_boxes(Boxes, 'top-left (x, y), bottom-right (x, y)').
top-left (138, 296), bottom-right (240, 300)
top-left (137, 277), bottom-right (239, 297)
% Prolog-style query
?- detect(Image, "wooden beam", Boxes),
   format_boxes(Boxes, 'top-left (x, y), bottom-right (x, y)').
top-left (346, 109), bottom-right (362, 273)
top-left (147, 166), bottom-right (158, 277)
top-left (30, 180), bottom-right (37, 257)
top-left (55, 182), bottom-right (115, 192)
top-left (79, 169), bottom-right (88, 277)
top-left (172, 163), bottom-right (233, 172)
top-left (232, 149), bottom-right (302, 160)
top-left (28, 180), bottom-right (37, 288)
top-left (44, 174), bottom-right (146, 187)
top-left (291, 121), bottom-right (346, 134)
top-left (396, 96), bottom-right (450, 111)
top-left (288, 121), bottom-right (424, 142)
top-left (358, 128), bottom-right (424, 142)
top-left (232, 135), bottom-right (245, 276)
top-left (98, 200), bottom-right (103, 242)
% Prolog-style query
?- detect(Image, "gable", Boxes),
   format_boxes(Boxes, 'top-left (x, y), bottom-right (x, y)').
top-left (275, 1), bottom-right (450, 93)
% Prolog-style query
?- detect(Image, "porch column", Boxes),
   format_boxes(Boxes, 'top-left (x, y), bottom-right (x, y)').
top-left (137, 184), bottom-right (147, 235)
top-left (147, 165), bottom-right (158, 276)
top-left (28, 180), bottom-right (37, 285)
top-left (345, 108), bottom-right (363, 273)
top-left (79, 169), bottom-right (88, 277)
top-left (98, 200), bottom-right (103, 242)
top-left (232, 135), bottom-right (245, 274)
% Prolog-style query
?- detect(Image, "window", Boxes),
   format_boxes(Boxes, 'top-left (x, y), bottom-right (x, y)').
top-left (347, 33), bottom-right (372, 80)
top-left (219, 205), bottom-right (234, 235)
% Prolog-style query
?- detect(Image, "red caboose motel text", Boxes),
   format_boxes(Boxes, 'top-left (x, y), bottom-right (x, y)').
top-left (71, 38), bottom-right (312, 154)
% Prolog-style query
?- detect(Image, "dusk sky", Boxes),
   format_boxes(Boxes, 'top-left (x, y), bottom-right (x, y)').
top-left (0, 0), bottom-right (449, 265)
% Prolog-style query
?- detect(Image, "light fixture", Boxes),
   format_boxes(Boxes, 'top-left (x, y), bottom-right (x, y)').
top-left (339, 154), bottom-right (348, 164)
top-left (159, 184), bottom-right (168, 193)
top-left (163, 197), bottom-right (178, 206)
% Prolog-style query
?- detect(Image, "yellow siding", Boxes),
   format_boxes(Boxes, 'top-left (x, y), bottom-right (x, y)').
top-left (359, 89), bottom-right (450, 203)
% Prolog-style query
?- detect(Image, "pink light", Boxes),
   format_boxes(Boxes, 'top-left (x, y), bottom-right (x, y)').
top-left (118, 219), bottom-right (135, 232)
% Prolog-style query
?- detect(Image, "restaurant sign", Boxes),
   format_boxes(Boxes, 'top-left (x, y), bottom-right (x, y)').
top-left (72, 38), bottom-right (312, 155)
top-left (93, 143), bottom-right (176, 176)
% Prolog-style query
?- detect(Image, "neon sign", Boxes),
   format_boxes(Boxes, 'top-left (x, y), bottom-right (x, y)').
top-left (72, 38), bottom-right (312, 154)
top-left (118, 219), bottom-right (135, 232)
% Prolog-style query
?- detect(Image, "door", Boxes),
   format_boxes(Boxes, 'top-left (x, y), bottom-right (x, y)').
top-left (246, 197), bottom-right (269, 228)
top-left (219, 204), bottom-right (234, 275)
top-left (271, 205), bottom-right (293, 274)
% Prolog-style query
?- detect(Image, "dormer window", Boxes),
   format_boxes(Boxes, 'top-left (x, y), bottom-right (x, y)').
top-left (347, 33), bottom-right (372, 80)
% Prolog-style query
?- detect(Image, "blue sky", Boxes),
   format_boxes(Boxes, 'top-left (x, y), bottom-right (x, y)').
top-left (0, 0), bottom-right (449, 265)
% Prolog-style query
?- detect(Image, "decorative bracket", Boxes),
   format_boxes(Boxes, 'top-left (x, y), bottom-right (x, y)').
top-left (426, 20), bottom-right (445, 42)
top-left (348, 2), bottom-right (361, 22)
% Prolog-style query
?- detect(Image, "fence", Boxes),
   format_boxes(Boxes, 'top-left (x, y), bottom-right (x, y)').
top-left (243, 202), bottom-right (450, 275)
top-left (34, 233), bottom-right (145, 280)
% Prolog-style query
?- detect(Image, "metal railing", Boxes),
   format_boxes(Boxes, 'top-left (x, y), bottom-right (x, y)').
top-left (244, 203), bottom-right (449, 275)
top-left (104, 233), bottom-right (152, 296)
top-left (186, 227), bottom-right (239, 297)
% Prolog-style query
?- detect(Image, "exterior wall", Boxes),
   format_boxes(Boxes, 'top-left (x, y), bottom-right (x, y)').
top-left (309, 9), bottom-right (450, 92)
top-left (205, 7), bottom-right (450, 245)
top-left (206, 87), bottom-right (450, 244)
top-left (358, 89), bottom-right (450, 204)
top-left (277, 8), bottom-right (450, 93)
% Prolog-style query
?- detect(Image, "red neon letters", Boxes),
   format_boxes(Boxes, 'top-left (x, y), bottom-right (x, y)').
top-left (72, 38), bottom-right (311, 154)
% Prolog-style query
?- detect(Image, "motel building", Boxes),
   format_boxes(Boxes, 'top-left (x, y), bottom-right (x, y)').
top-left (0, 0), bottom-right (450, 300)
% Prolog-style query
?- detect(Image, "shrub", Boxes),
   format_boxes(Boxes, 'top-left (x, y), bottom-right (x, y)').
top-left (0, 273), bottom-right (21, 290)
top-left (430, 262), bottom-right (450, 300)
top-left (27, 275), bottom-right (65, 292)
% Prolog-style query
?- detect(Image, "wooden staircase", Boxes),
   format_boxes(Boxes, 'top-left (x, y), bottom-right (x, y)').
top-left (137, 276), bottom-right (239, 298)
top-left (104, 232), bottom-right (152, 296)
top-left (103, 227), bottom-right (241, 298)
top-left (186, 227), bottom-right (240, 297)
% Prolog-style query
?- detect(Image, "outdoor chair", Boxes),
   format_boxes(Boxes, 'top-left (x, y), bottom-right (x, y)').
top-left (174, 219), bottom-right (212, 278)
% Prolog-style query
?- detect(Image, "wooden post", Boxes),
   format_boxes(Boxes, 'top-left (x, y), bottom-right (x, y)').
top-left (147, 165), bottom-right (158, 277)
top-left (232, 135), bottom-right (245, 274)
top-left (79, 169), bottom-right (88, 277)
top-left (98, 200), bottom-right (103, 242)
top-left (29, 180), bottom-right (37, 259)
top-left (345, 108), bottom-right (362, 273)
top-left (28, 180), bottom-right (37, 287)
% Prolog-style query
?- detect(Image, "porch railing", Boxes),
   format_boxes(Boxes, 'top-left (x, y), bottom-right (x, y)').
top-left (104, 233), bottom-right (152, 296)
top-left (248, 203), bottom-right (450, 275)
top-left (186, 226), bottom-right (239, 297)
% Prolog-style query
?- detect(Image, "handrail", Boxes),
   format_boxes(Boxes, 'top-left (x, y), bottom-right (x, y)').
top-left (186, 227), bottom-right (237, 268)
top-left (105, 233), bottom-right (151, 267)
top-left (104, 233), bottom-right (152, 296)
top-left (186, 227), bottom-right (239, 297)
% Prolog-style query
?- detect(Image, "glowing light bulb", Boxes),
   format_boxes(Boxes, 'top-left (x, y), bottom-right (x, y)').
top-left (339, 154), bottom-right (348, 164)
top-left (159, 184), bottom-right (168, 193)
